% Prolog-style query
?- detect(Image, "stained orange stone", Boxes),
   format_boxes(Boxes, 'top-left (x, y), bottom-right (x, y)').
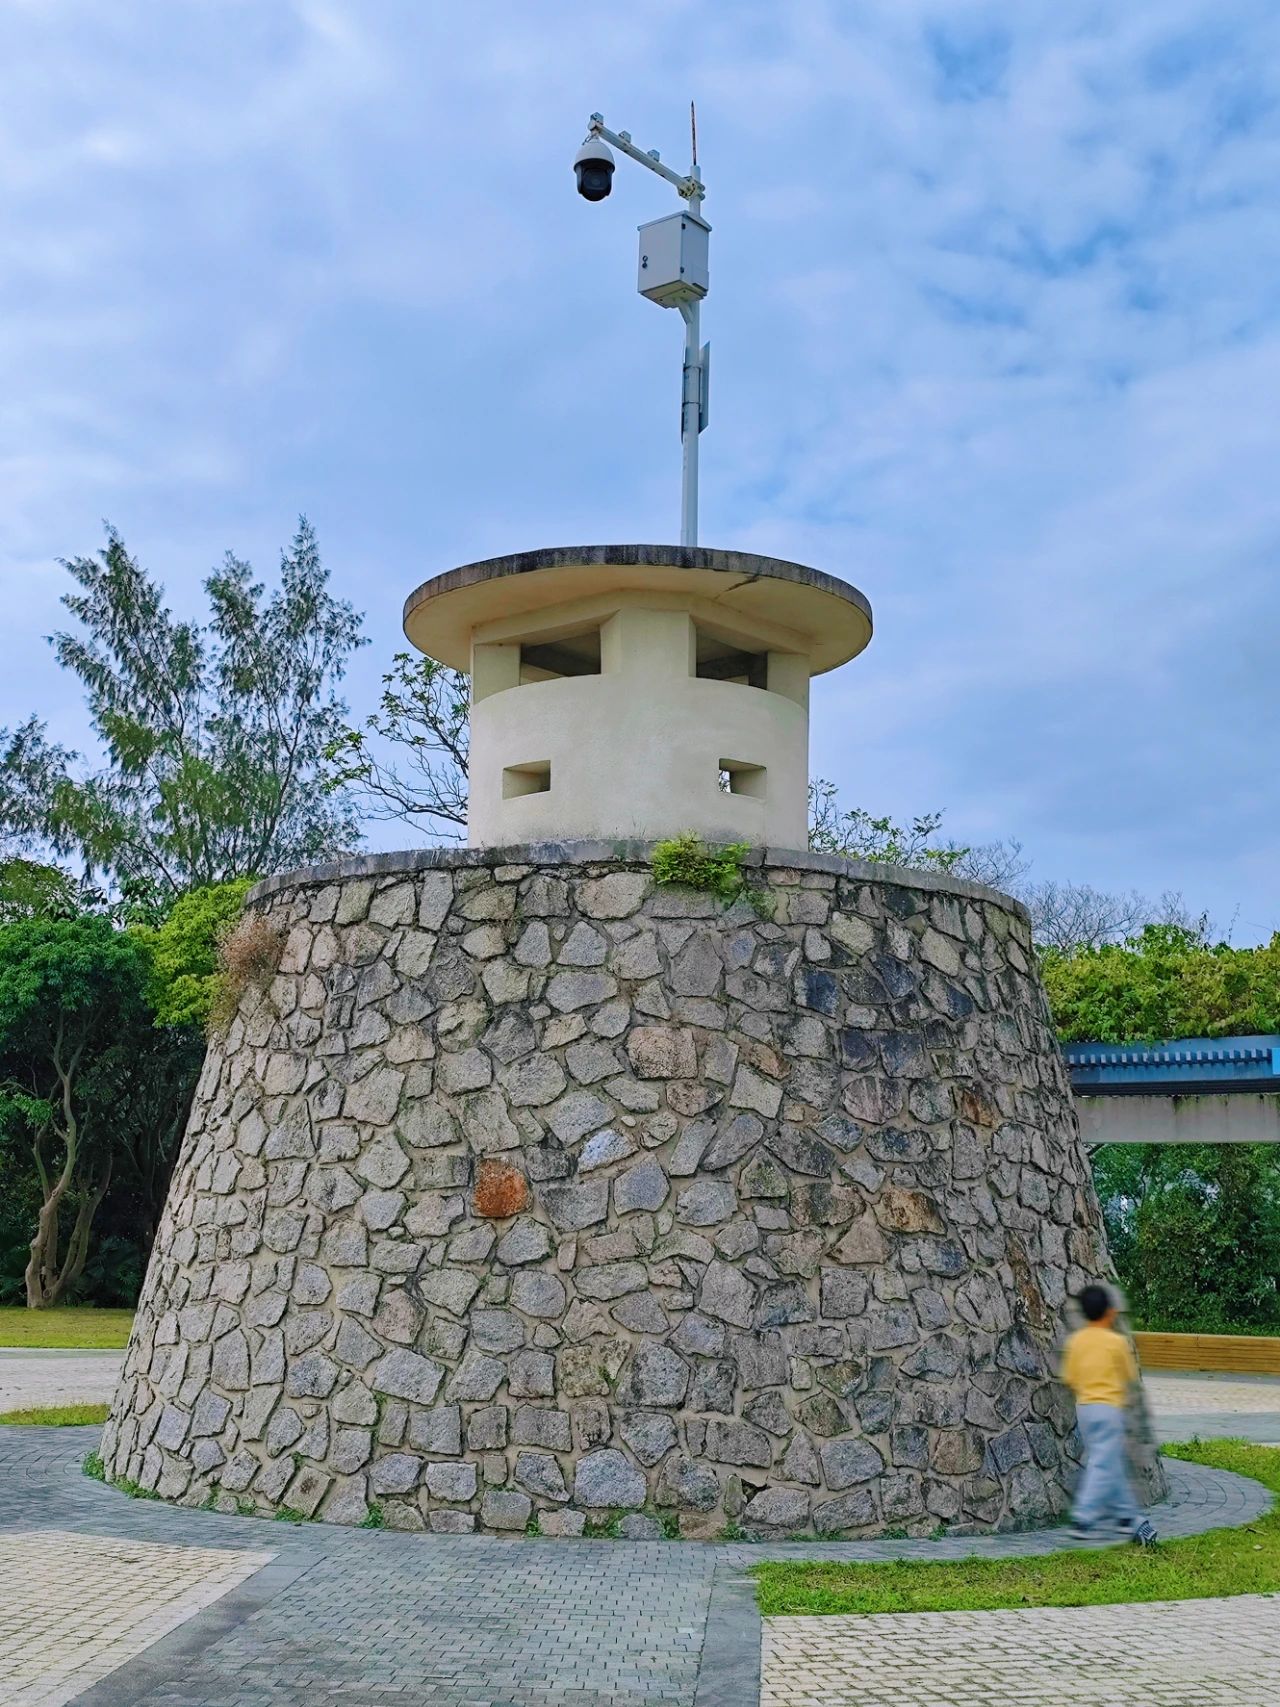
top-left (473, 1158), bottom-right (528, 1219)
top-left (958, 1085), bottom-right (999, 1129)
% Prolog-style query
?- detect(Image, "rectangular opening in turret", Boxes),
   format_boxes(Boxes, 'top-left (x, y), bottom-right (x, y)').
top-left (519, 625), bottom-right (601, 684)
top-left (503, 761), bottom-right (551, 798)
top-left (719, 759), bottom-right (767, 799)
top-left (694, 623), bottom-right (767, 689)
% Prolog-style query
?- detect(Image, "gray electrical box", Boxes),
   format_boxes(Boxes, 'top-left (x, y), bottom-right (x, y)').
top-left (637, 210), bottom-right (710, 306)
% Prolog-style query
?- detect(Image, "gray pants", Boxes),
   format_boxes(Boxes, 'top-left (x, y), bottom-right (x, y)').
top-left (1073, 1402), bottom-right (1140, 1529)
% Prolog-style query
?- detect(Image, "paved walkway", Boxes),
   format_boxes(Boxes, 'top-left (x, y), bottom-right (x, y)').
top-left (1145, 1372), bottom-right (1280, 1443)
top-left (0, 1421), bottom-right (1270, 1707)
top-left (0, 1351), bottom-right (122, 1416)
top-left (762, 1596), bottom-right (1280, 1706)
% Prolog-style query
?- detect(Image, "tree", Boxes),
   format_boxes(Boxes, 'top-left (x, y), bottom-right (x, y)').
top-left (0, 917), bottom-right (157, 1306)
top-left (0, 519), bottom-right (365, 896)
top-left (143, 878), bottom-right (253, 1030)
top-left (324, 651), bottom-right (468, 838)
top-left (0, 858), bottom-right (93, 924)
top-left (1092, 1143), bottom-right (1280, 1331)
top-left (1043, 923), bottom-right (1280, 1043)
top-left (807, 782), bottom-right (964, 870)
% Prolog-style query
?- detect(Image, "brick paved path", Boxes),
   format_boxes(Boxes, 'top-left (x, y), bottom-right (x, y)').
top-left (762, 1597), bottom-right (1280, 1706)
top-left (0, 1424), bottom-right (1270, 1707)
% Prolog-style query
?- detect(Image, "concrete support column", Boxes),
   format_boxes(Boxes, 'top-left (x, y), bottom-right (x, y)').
top-left (471, 641), bottom-right (521, 702)
top-left (602, 606), bottom-right (695, 680)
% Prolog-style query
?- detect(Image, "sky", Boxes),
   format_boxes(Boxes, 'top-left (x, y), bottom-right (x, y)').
top-left (2, 0), bottom-right (1278, 940)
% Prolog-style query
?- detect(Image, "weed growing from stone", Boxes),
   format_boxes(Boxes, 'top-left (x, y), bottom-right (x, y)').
top-left (524, 1513), bottom-right (543, 1538)
top-left (360, 1502), bottom-right (386, 1529)
top-left (651, 834), bottom-right (769, 912)
top-left (82, 1451), bottom-right (105, 1482)
top-left (274, 1506), bottom-right (310, 1523)
top-left (207, 910), bottom-right (286, 1037)
top-left (583, 1511), bottom-right (625, 1539)
top-left (113, 1475), bottom-right (162, 1501)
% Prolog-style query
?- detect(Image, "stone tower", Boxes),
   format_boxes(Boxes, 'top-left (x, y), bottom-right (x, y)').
top-left (102, 544), bottom-right (1160, 1537)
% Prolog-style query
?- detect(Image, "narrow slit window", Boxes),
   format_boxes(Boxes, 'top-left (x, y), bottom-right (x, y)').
top-left (503, 761), bottom-right (551, 799)
top-left (718, 759), bottom-right (766, 800)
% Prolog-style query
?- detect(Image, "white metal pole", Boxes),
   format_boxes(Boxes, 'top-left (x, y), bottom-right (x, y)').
top-left (679, 299), bottom-right (700, 547)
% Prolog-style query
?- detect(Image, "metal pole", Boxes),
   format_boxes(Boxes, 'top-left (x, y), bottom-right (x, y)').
top-left (679, 299), bottom-right (700, 546)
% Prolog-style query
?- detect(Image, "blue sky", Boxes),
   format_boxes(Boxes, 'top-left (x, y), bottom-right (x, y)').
top-left (2, 1), bottom-right (1278, 939)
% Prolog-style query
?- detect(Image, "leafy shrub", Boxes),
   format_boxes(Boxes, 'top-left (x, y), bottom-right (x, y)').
top-left (143, 878), bottom-right (253, 1029)
top-left (1044, 924), bottom-right (1280, 1043)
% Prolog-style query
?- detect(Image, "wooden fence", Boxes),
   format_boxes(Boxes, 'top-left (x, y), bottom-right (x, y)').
top-left (1135, 1331), bottom-right (1280, 1376)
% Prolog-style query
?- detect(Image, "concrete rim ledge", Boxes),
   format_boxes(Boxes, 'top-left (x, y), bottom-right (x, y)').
top-left (246, 840), bottom-right (1030, 923)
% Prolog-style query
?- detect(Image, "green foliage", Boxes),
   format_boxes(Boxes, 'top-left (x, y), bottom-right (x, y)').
top-left (274, 1506), bottom-right (311, 1523)
top-left (360, 1502), bottom-right (386, 1530)
top-left (0, 520), bottom-right (365, 898)
top-left (583, 1511), bottom-right (625, 1539)
top-left (808, 782), bottom-right (966, 871)
top-left (142, 878), bottom-right (252, 1029)
top-left (0, 859), bottom-right (93, 924)
top-left (82, 1450), bottom-right (105, 1481)
top-left (1092, 1143), bottom-right (1280, 1332)
top-left (0, 916), bottom-right (197, 1306)
top-left (754, 1438), bottom-right (1280, 1615)
top-left (659, 1511), bottom-right (680, 1540)
top-left (652, 835), bottom-right (755, 907)
top-left (1043, 924), bottom-right (1280, 1044)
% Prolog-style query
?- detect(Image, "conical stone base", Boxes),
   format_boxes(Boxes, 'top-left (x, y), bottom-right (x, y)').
top-left (103, 844), bottom-right (1164, 1537)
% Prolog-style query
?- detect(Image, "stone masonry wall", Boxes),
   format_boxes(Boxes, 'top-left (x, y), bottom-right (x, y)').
top-left (102, 845), bottom-right (1163, 1538)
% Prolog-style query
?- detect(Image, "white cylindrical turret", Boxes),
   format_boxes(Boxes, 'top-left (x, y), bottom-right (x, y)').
top-left (402, 545), bottom-right (872, 850)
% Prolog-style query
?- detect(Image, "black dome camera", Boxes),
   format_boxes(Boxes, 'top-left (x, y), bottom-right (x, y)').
top-left (573, 138), bottom-right (615, 202)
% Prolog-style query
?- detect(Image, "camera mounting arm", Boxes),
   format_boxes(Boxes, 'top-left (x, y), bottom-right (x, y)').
top-left (585, 114), bottom-right (705, 213)
top-left (580, 111), bottom-right (709, 547)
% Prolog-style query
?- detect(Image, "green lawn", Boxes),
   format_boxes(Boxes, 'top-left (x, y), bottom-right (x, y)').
top-left (754, 1440), bottom-right (1278, 1617)
top-left (0, 1307), bottom-right (135, 1349)
top-left (0, 1402), bottom-right (110, 1426)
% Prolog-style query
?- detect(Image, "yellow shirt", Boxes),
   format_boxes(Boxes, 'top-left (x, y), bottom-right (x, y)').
top-left (1060, 1323), bottom-right (1138, 1408)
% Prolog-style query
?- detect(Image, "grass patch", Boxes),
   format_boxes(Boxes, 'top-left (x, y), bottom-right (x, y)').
top-left (0, 1402), bottom-right (110, 1427)
top-left (754, 1440), bottom-right (1279, 1617)
top-left (0, 1307), bottom-right (134, 1349)
top-left (83, 1451), bottom-right (105, 1482)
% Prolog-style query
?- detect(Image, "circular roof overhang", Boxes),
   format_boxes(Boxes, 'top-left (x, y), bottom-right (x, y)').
top-left (402, 544), bottom-right (873, 676)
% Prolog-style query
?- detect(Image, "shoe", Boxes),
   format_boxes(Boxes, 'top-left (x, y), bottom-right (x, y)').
top-left (1131, 1519), bottom-right (1158, 1548)
top-left (1068, 1524), bottom-right (1093, 1541)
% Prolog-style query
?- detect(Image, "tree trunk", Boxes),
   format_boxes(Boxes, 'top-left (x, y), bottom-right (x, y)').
top-left (25, 1185), bottom-right (65, 1309)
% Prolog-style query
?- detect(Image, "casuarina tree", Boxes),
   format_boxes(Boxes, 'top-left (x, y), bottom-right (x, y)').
top-left (0, 518), bottom-right (365, 897)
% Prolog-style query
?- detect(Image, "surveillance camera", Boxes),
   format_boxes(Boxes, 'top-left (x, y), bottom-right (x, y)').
top-left (573, 138), bottom-right (615, 202)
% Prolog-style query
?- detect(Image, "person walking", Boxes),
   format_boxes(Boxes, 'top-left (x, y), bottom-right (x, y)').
top-left (1060, 1283), bottom-right (1158, 1546)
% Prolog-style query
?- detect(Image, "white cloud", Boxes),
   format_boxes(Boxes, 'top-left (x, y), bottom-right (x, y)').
top-left (0, 0), bottom-right (1277, 931)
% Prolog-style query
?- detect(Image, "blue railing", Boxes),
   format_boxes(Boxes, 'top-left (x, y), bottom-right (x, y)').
top-left (1063, 1035), bottom-right (1280, 1097)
